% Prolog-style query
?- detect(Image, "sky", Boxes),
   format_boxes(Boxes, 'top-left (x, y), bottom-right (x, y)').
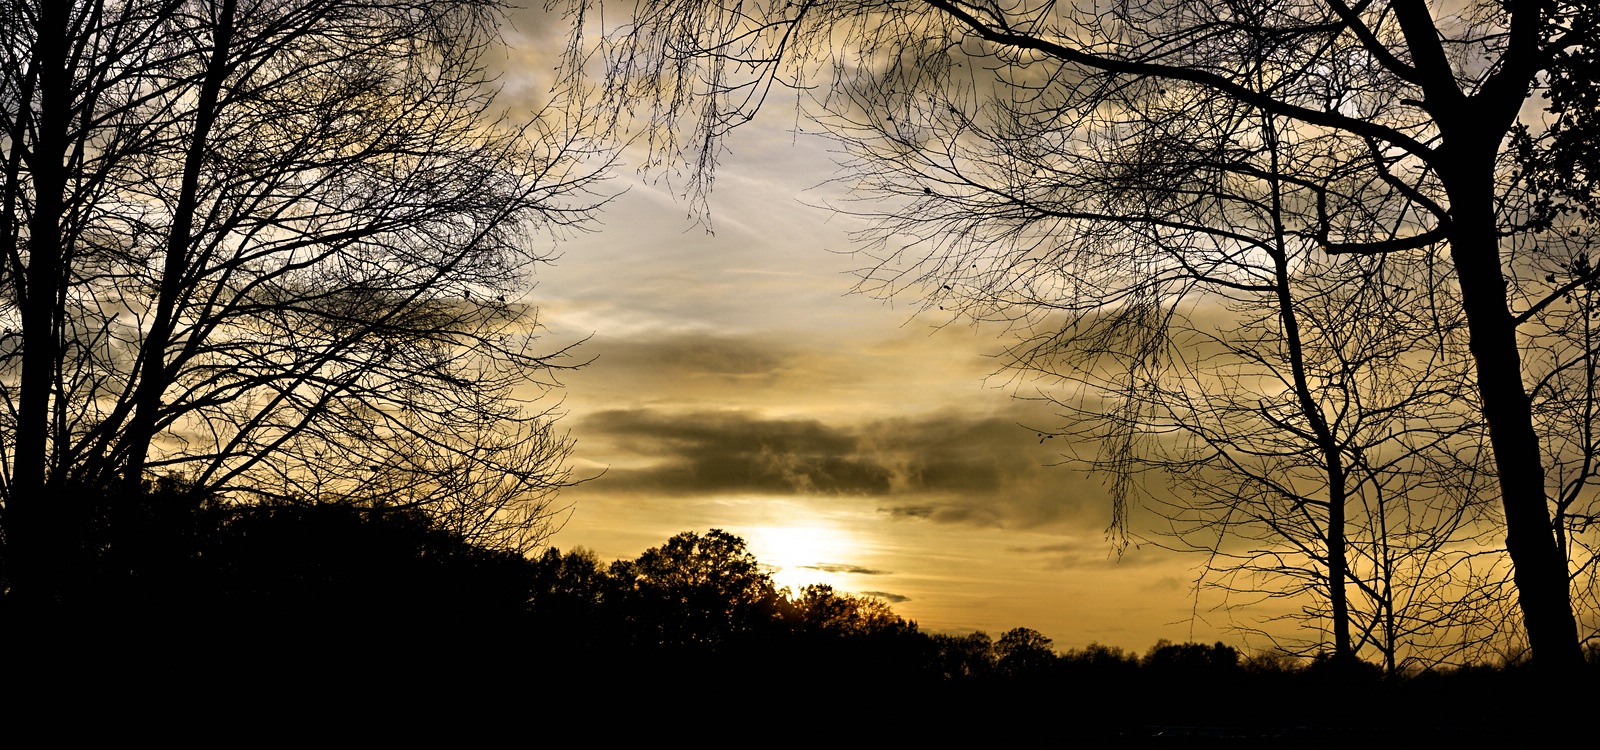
top-left (517, 118), bottom-right (1303, 653)
top-left (494, 9), bottom-right (1303, 652)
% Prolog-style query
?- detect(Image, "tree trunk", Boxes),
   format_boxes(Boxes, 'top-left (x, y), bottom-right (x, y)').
top-left (1444, 156), bottom-right (1583, 669)
top-left (122, 0), bottom-right (236, 490)
top-left (9, 1), bottom-right (73, 609)
top-left (1267, 128), bottom-right (1354, 662)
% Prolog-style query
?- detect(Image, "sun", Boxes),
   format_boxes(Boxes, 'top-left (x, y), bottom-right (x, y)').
top-left (745, 524), bottom-right (859, 594)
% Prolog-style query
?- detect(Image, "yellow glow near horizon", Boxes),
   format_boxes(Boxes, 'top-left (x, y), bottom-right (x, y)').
top-left (745, 524), bottom-right (862, 595)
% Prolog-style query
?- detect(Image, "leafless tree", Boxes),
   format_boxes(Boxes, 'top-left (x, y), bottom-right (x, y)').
top-left (578, 0), bottom-right (1600, 667)
top-left (1, 0), bottom-right (606, 602)
top-left (829, 76), bottom-right (1507, 668)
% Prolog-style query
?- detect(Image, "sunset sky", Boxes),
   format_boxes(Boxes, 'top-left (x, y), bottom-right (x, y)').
top-left (11, 0), bottom-right (1590, 687)
top-left (491, 10), bottom-right (1303, 652)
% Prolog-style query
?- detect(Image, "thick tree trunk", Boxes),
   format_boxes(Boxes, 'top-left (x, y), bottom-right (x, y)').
top-left (10, 1), bottom-right (74, 607)
top-left (1444, 159), bottom-right (1583, 669)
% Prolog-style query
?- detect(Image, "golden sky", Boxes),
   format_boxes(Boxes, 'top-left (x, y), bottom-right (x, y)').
top-left (463, 2), bottom-right (1357, 652)
top-left (519, 110), bottom-right (1307, 650)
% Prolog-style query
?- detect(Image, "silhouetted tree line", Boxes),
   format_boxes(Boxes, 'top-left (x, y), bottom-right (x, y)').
top-left (4, 491), bottom-right (1580, 735)
top-left (524, 531), bottom-right (1574, 737)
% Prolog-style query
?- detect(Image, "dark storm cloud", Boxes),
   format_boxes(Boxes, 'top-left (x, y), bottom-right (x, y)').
top-left (578, 404), bottom-right (1111, 529)
top-left (802, 563), bottom-right (890, 575)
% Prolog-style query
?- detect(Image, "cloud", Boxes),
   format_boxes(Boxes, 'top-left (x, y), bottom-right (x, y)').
top-left (859, 590), bottom-right (912, 603)
top-left (581, 409), bottom-right (894, 495)
top-left (1007, 542), bottom-right (1083, 555)
top-left (802, 563), bottom-right (890, 575)
top-left (591, 334), bottom-right (797, 381)
top-left (880, 504), bottom-right (1005, 527)
top-left (1006, 539), bottom-right (1175, 570)
top-left (575, 404), bottom-right (1116, 530)
top-left (881, 505), bottom-right (935, 519)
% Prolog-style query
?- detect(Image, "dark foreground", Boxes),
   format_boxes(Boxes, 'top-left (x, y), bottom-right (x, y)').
top-left (0, 508), bottom-right (1583, 742)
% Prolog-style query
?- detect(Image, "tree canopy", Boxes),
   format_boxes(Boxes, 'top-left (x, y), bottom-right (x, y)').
top-left (608, 528), bottom-right (786, 648)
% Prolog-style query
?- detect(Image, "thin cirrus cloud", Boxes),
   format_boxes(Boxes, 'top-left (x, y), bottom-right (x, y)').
top-left (801, 563), bottom-right (890, 575)
top-left (1005, 541), bottom-right (1174, 571)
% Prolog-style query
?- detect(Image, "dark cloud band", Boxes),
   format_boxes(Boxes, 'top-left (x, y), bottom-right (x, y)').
top-left (576, 405), bottom-right (1107, 530)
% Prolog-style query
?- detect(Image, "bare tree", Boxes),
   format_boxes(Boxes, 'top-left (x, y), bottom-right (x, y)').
top-left (829, 81), bottom-right (1502, 668)
top-left (579, 0), bottom-right (1599, 666)
top-left (1, 0), bottom-right (605, 603)
top-left (1128, 252), bottom-right (1506, 670)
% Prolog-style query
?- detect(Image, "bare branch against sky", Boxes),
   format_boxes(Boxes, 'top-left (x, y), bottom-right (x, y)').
top-left (565, 0), bottom-right (1600, 668)
top-left (1, 0), bottom-right (609, 604)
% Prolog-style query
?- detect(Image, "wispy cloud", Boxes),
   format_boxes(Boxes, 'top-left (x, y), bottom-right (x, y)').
top-left (802, 563), bottom-right (890, 575)
top-left (1007, 540), bottom-right (1170, 569)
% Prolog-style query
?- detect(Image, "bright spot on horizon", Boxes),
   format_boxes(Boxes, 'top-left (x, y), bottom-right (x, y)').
top-left (744, 523), bottom-right (865, 595)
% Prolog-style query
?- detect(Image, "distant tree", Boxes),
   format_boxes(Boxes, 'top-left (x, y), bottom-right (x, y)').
top-left (609, 529), bottom-right (785, 648)
top-left (929, 630), bottom-right (996, 681)
top-left (530, 547), bottom-right (608, 612)
top-left (1143, 640), bottom-right (1241, 673)
top-left (526, 546), bottom-right (613, 644)
top-left (199, 502), bottom-right (535, 627)
top-left (994, 627), bottom-right (1056, 679)
top-left (789, 583), bottom-right (909, 637)
top-left (1057, 642), bottom-right (1141, 685)
top-left (57, 479), bottom-right (538, 660)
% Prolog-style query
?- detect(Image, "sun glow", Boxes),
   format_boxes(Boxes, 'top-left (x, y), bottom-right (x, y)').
top-left (745, 524), bottom-right (863, 594)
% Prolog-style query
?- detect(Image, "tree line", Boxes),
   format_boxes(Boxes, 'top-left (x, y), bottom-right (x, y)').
top-left (14, 506), bottom-right (1567, 735)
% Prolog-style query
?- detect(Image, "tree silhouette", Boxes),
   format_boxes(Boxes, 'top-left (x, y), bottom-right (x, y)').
top-left (608, 529), bottom-right (786, 649)
top-left (994, 627), bottom-right (1055, 679)
top-left (928, 630), bottom-right (995, 681)
top-left (891, 100), bottom-right (1499, 667)
top-left (789, 583), bottom-right (908, 636)
top-left (578, 0), bottom-right (1600, 668)
top-left (1, 0), bottom-right (604, 606)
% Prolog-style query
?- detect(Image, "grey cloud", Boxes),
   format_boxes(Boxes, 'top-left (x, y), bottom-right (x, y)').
top-left (879, 504), bottom-right (1004, 526)
top-left (881, 505), bottom-right (934, 519)
top-left (578, 404), bottom-right (1113, 530)
top-left (582, 409), bottom-right (893, 495)
top-left (1008, 539), bottom-right (1173, 570)
top-left (802, 563), bottom-right (890, 575)
top-left (1143, 575), bottom-right (1186, 593)
top-left (859, 591), bottom-right (912, 603)
top-left (1007, 542), bottom-right (1082, 555)
top-left (592, 334), bottom-right (795, 380)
